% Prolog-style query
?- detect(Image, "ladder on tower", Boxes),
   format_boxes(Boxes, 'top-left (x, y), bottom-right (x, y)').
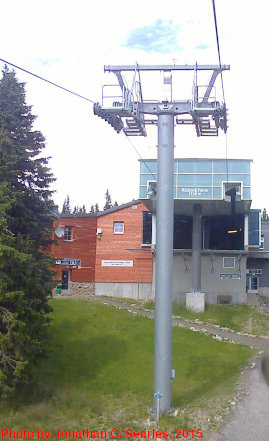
top-left (124, 117), bottom-right (146, 136)
top-left (196, 118), bottom-right (218, 136)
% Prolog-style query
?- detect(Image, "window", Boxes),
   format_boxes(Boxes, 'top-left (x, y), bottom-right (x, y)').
top-left (142, 212), bottom-right (152, 244)
top-left (177, 174), bottom-right (212, 186)
top-left (113, 221), bottom-right (124, 234)
top-left (260, 235), bottom-right (265, 250)
top-left (64, 226), bottom-right (73, 241)
top-left (249, 210), bottom-right (261, 246)
top-left (223, 257), bottom-right (235, 268)
top-left (223, 182), bottom-right (242, 201)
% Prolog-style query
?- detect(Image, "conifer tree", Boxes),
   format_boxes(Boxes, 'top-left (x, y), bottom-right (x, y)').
top-left (79, 205), bottom-right (86, 213)
top-left (62, 195), bottom-right (71, 214)
top-left (262, 208), bottom-right (269, 221)
top-left (0, 66), bottom-right (56, 397)
top-left (103, 189), bottom-right (112, 210)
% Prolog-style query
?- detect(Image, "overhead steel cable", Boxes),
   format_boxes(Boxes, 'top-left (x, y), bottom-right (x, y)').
top-left (0, 58), bottom-right (96, 104)
top-left (124, 135), bottom-right (157, 181)
top-left (212, 0), bottom-right (226, 105)
top-left (0, 58), bottom-right (156, 191)
top-left (212, 0), bottom-right (229, 181)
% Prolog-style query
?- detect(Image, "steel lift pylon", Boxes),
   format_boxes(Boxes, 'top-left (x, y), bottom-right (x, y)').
top-left (94, 63), bottom-right (230, 416)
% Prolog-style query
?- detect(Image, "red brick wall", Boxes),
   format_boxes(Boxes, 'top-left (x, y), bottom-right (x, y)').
top-left (51, 216), bottom-right (97, 282)
top-left (50, 202), bottom-right (153, 285)
top-left (95, 203), bottom-right (153, 283)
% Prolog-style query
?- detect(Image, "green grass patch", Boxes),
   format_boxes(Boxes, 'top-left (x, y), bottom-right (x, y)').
top-left (0, 299), bottom-right (254, 435)
top-left (144, 300), bottom-right (269, 335)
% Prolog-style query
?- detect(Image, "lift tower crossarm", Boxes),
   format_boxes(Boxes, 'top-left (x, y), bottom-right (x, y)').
top-left (104, 64), bottom-right (230, 72)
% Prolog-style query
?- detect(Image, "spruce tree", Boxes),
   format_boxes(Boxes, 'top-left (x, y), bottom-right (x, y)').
top-left (103, 189), bottom-right (112, 210)
top-left (62, 195), bottom-right (71, 214)
top-left (79, 205), bottom-right (86, 213)
top-left (0, 66), bottom-right (56, 397)
top-left (262, 208), bottom-right (269, 221)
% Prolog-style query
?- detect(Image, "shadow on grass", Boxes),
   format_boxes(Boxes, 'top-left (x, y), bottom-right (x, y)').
top-left (6, 334), bottom-right (127, 408)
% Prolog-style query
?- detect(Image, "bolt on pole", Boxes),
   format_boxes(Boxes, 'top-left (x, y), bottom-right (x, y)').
top-left (153, 113), bottom-right (175, 414)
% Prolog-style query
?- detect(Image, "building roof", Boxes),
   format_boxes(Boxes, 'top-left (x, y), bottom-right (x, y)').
top-left (138, 158), bottom-right (253, 162)
top-left (58, 200), bottom-right (141, 218)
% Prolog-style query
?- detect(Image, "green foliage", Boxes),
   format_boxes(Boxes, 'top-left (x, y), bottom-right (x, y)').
top-left (103, 188), bottom-right (112, 210)
top-left (73, 204), bottom-right (86, 214)
top-left (61, 194), bottom-right (71, 214)
top-left (262, 208), bottom-right (269, 221)
top-left (0, 66), bottom-right (56, 397)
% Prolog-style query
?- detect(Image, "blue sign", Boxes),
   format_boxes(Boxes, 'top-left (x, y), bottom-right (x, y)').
top-left (56, 259), bottom-right (81, 266)
top-left (219, 273), bottom-right (241, 280)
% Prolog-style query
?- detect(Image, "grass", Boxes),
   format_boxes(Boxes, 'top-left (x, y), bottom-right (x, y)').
top-left (0, 299), bottom-right (254, 436)
top-left (144, 300), bottom-right (269, 335)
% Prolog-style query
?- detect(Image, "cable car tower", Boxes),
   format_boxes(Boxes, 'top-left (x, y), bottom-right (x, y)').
top-left (94, 64), bottom-right (229, 416)
top-left (94, 64), bottom-right (228, 137)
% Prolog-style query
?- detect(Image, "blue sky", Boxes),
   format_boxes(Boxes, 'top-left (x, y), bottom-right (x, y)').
top-left (123, 20), bottom-right (182, 53)
top-left (0, 0), bottom-right (268, 211)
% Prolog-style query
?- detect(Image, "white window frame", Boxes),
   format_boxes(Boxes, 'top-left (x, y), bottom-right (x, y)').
top-left (222, 181), bottom-right (242, 201)
top-left (113, 221), bottom-right (124, 235)
top-left (223, 257), bottom-right (235, 268)
top-left (64, 226), bottom-right (73, 241)
top-left (147, 180), bottom-right (157, 198)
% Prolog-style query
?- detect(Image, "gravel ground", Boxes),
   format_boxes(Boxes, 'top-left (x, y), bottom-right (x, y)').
top-left (208, 355), bottom-right (269, 441)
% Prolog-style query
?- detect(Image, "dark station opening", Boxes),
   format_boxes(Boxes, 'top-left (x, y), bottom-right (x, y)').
top-left (143, 212), bottom-right (245, 251)
top-left (174, 215), bottom-right (193, 249)
top-left (203, 214), bottom-right (244, 250)
top-left (173, 214), bottom-right (244, 250)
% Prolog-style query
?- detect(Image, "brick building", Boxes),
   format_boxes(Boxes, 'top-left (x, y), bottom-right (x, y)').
top-left (52, 201), bottom-right (153, 298)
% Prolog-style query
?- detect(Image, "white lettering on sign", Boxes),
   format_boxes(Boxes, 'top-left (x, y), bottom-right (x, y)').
top-left (219, 273), bottom-right (242, 280)
top-left (182, 187), bottom-right (209, 196)
top-left (56, 258), bottom-right (81, 266)
top-left (102, 260), bottom-right (133, 267)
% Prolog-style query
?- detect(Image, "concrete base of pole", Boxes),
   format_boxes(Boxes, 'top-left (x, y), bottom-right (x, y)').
top-left (186, 292), bottom-right (205, 313)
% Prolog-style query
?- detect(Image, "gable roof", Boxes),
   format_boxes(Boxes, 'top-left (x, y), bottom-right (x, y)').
top-left (58, 200), bottom-right (141, 218)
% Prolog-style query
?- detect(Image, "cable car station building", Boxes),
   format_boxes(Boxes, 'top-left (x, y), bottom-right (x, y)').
top-left (140, 157), bottom-right (265, 306)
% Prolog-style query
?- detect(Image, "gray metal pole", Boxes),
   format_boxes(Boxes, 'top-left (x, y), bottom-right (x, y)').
top-left (192, 204), bottom-right (202, 292)
top-left (153, 113), bottom-right (174, 414)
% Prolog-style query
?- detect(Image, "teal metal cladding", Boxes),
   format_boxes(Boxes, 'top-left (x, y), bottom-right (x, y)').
top-left (139, 158), bottom-right (251, 201)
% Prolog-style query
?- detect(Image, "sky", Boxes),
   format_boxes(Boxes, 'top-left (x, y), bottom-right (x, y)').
top-left (1, 0), bottom-right (268, 212)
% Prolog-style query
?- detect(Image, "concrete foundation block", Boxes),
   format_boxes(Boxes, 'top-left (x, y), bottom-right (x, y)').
top-left (186, 292), bottom-right (205, 313)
